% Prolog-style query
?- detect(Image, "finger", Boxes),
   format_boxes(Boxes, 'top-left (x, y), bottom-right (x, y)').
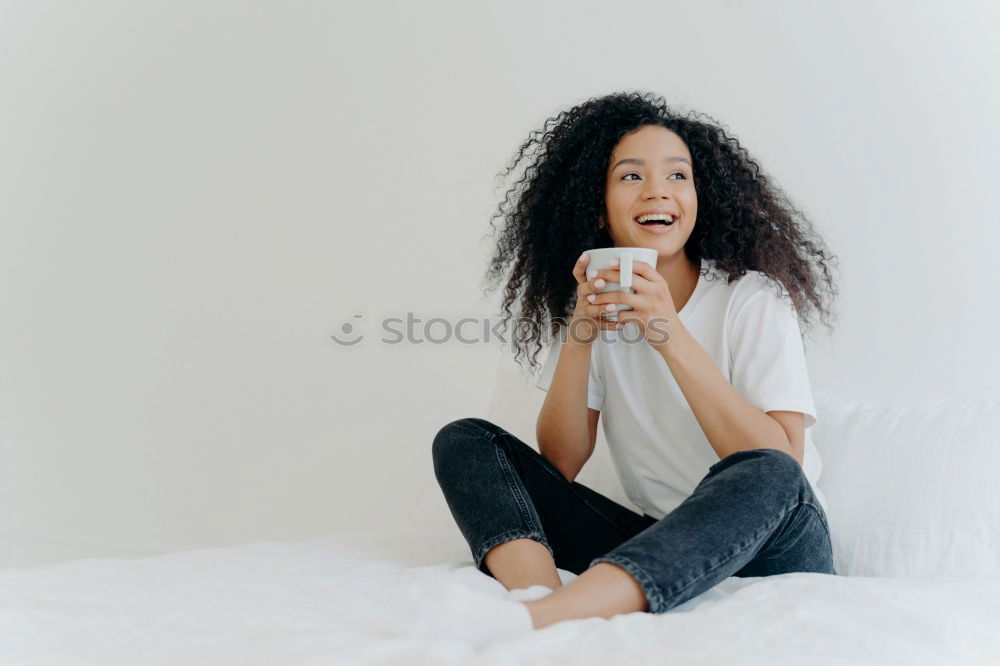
top-left (580, 269), bottom-right (619, 297)
top-left (572, 252), bottom-right (590, 284)
top-left (585, 291), bottom-right (609, 305)
top-left (625, 259), bottom-right (662, 283)
top-left (614, 312), bottom-right (637, 326)
top-left (592, 267), bottom-right (653, 294)
top-left (577, 274), bottom-right (608, 297)
top-left (596, 313), bottom-right (628, 330)
top-left (586, 291), bottom-right (635, 308)
top-left (590, 268), bottom-right (623, 285)
top-left (588, 312), bottom-right (617, 328)
top-left (589, 302), bottom-right (624, 318)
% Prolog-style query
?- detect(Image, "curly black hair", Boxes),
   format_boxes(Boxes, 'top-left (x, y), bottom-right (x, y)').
top-left (480, 91), bottom-right (840, 372)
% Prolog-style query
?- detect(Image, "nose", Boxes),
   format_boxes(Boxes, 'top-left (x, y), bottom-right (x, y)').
top-left (641, 177), bottom-right (673, 199)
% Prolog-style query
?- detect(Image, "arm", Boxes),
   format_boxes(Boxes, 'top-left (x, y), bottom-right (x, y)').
top-left (536, 336), bottom-right (601, 482)
top-left (654, 321), bottom-right (804, 466)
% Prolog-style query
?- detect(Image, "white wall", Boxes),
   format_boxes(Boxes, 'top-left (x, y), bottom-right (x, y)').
top-left (1, 0), bottom-right (998, 567)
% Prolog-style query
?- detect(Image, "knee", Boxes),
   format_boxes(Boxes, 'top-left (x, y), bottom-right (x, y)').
top-left (744, 448), bottom-right (809, 495)
top-left (713, 447), bottom-right (807, 495)
top-left (431, 417), bottom-right (499, 463)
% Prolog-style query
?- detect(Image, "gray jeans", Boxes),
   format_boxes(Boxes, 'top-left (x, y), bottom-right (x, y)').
top-left (432, 417), bottom-right (837, 614)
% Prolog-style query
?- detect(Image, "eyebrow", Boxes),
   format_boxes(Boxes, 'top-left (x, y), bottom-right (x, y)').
top-left (610, 156), bottom-right (692, 171)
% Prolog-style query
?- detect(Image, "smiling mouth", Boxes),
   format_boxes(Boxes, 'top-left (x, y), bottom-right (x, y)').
top-left (634, 212), bottom-right (679, 227)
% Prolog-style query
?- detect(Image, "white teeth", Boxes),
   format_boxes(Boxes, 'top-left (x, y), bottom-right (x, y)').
top-left (636, 213), bottom-right (675, 223)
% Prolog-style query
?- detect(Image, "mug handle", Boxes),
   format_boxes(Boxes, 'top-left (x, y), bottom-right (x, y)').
top-left (619, 252), bottom-right (633, 292)
top-left (610, 252), bottom-right (634, 321)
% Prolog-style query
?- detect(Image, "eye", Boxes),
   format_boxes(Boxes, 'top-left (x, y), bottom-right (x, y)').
top-left (620, 172), bottom-right (688, 181)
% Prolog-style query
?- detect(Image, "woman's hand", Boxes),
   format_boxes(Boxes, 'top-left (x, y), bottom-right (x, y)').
top-left (583, 258), bottom-right (678, 349)
top-left (568, 253), bottom-right (625, 344)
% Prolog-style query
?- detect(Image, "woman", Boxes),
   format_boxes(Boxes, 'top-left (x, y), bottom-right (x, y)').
top-left (431, 90), bottom-right (840, 637)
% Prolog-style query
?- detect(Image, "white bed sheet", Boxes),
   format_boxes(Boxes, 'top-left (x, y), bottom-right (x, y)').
top-left (1, 527), bottom-right (998, 665)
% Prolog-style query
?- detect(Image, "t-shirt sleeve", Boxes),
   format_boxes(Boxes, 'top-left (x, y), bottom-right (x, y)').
top-left (534, 337), bottom-right (605, 411)
top-left (727, 285), bottom-right (818, 429)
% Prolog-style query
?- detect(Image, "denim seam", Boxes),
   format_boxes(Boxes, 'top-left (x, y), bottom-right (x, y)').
top-left (449, 419), bottom-right (540, 533)
top-left (800, 500), bottom-right (831, 533)
top-left (751, 499), bottom-right (817, 562)
top-left (447, 419), bottom-right (555, 567)
top-left (448, 418), bottom-right (503, 444)
top-left (755, 499), bottom-right (835, 574)
top-left (599, 497), bottom-right (800, 613)
top-left (474, 529), bottom-right (554, 571)
top-left (589, 553), bottom-right (667, 613)
top-left (800, 500), bottom-right (835, 560)
top-left (492, 437), bottom-right (547, 536)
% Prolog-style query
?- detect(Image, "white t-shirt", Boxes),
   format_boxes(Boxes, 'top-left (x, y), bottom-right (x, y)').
top-left (535, 256), bottom-right (827, 519)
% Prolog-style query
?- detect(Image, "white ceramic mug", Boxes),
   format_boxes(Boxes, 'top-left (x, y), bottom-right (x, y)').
top-left (584, 247), bottom-right (659, 321)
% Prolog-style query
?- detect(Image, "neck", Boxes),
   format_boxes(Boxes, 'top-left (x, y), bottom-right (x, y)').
top-left (657, 253), bottom-right (700, 311)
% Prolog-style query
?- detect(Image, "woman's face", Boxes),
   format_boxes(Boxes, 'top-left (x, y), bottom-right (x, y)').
top-left (602, 125), bottom-right (697, 259)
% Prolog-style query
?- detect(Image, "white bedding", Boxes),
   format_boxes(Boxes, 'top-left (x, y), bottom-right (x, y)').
top-left (2, 527), bottom-right (998, 665)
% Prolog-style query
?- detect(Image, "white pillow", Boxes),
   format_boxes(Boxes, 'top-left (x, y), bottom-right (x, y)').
top-left (487, 361), bottom-right (1000, 579)
top-left (812, 389), bottom-right (1000, 579)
